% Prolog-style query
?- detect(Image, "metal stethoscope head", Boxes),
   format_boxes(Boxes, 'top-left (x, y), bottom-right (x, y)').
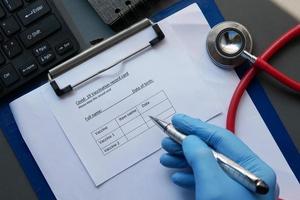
top-left (207, 21), bottom-right (256, 69)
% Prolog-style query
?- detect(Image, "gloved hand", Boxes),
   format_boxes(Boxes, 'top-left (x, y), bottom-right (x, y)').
top-left (160, 114), bottom-right (278, 200)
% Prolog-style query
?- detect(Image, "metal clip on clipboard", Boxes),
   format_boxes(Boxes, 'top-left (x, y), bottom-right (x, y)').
top-left (48, 19), bottom-right (165, 97)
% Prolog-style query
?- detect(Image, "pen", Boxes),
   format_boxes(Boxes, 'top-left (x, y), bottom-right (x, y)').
top-left (149, 116), bottom-right (269, 195)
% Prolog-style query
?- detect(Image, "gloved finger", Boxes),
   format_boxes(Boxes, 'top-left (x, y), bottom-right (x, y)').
top-left (182, 135), bottom-right (225, 184)
top-left (171, 172), bottom-right (195, 188)
top-left (160, 153), bottom-right (189, 169)
top-left (161, 137), bottom-right (183, 155)
top-left (172, 114), bottom-right (259, 165)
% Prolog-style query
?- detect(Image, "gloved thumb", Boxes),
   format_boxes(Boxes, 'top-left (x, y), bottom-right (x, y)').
top-left (182, 135), bottom-right (224, 184)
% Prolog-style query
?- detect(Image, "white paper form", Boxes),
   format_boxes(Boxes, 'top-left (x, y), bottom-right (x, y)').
top-left (43, 22), bottom-right (220, 186)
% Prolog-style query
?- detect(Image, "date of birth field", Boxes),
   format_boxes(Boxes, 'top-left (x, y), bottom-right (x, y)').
top-left (90, 91), bottom-right (176, 155)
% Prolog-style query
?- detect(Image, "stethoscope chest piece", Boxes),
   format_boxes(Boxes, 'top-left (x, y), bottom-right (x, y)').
top-left (206, 21), bottom-right (253, 69)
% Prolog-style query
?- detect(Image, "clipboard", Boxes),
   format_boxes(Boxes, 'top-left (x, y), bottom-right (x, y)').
top-left (0, 0), bottom-right (299, 199)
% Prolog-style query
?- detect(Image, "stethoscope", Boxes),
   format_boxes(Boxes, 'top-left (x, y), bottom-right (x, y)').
top-left (206, 21), bottom-right (300, 133)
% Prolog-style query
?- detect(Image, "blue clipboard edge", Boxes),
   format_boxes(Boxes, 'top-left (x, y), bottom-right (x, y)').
top-left (0, 0), bottom-right (298, 199)
top-left (153, 0), bottom-right (300, 182)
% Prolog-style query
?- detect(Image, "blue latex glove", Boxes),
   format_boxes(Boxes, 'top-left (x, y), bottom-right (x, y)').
top-left (160, 114), bottom-right (278, 200)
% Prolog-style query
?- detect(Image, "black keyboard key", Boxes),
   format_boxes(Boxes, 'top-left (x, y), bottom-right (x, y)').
top-left (19, 15), bottom-right (61, 48)
top-left (0, 64), bottom-right (19, 86)
top-left (0, 5), bottom-right (5, 18)
top-left (37, 51), bottom-right (55, 65)
top-left (2, 39), bottom-right (22, 58)
top-left (17, 0), bottom-right (51, 26)
top-left (17, 60), bottom-right (38, 76)
top-left (32, 42), bottom-right (50, 56)
top-left (0, 52), bottom-right (5, 65)
top-left (55, 40), bottom-right (73, 55)
top-left (3, 0), bottom-right (23, 12)
top-left (0, 16), bottom-right (20, 36)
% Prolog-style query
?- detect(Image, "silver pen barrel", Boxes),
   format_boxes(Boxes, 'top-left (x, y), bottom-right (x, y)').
top-left (213, 151), bottom-right (268, 194)
top-left (150, 116), bottom-right (269, 195)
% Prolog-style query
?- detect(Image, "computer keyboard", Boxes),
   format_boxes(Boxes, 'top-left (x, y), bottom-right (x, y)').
top-left (0, 0), bottom-right (79, 99)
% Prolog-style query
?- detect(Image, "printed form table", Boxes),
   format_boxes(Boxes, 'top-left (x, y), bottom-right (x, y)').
top-left (91, 91), bottom-right (176, 155)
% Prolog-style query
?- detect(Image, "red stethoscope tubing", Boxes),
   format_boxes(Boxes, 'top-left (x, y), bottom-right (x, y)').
top-left (226, 25), bottom-right (300, 133)
top-left (226, 25), bottom-right (300, 200)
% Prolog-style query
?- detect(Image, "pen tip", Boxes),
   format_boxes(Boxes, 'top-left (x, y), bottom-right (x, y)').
top-left (149, 116), bottom-right (157, 123)
top-left (149, 116), bottom-right (169, 130)
top-left (149, 115), bottom-right (155, 120)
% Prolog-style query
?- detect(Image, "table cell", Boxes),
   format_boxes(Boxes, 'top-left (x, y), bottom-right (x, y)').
top-left (120, 116), bottom-right (145, 134)
top-left (141, 99), bottom-right (172, 122)
top-left (102, 136), bottom-right (127, 155)
top-left (137, 91), bottom-right (167, 114)
top-left (126, 124), bottom-right (148, 140)
top-left (116, 107), bottom-right (140, 126)
top-left (91, 120), bottom-right (119, 140)
top-left (97, 129), bottom-right (124, 148)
